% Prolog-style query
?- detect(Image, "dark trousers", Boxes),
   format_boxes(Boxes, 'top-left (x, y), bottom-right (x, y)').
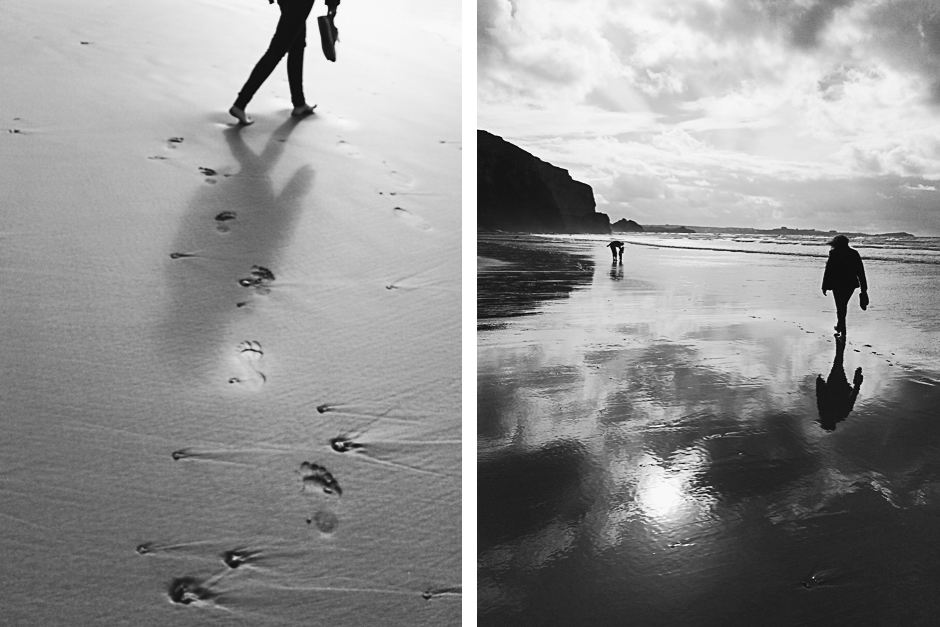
top-left (234, 0), bottom-right (315, 109)
top-left (833, 288), bottom-right (855, 333)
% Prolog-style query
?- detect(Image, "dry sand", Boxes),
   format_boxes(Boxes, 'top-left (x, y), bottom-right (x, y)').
top-left (479, 234), bottom-right (940, 626)
top-left (0, 1), bottom-right (460, 624)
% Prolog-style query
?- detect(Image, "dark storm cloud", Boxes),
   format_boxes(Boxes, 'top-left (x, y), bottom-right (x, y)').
top-left (677, 0), bottom-right (940, 104)
top-left (866, 1), bottom-right (940, 104)
top-left (480, 0), bottom-right (940, 102)
top-left (791, 0), bottom-right (855, 49)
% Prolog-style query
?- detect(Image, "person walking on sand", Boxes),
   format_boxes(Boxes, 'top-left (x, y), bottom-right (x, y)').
top-left (608, 241), bottom-right (624, 263)
top-left (229, 0), bottom-right (340, 126)
top-left (821, 234), bottom-right (868, 338)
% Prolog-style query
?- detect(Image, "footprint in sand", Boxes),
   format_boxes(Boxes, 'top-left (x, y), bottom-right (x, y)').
top-left (335, 140), bottom-right (361, 158)
top-left (299, 462), bottom-right (342, 496)
top-left (330, 436), bottom-right (365, 453)
top-left (167, 576), bottom-right (216, 605)
top-left (239, 265), bottom-right (275, 291)
top-left (387, 169), bottom-right (415, 189)
top-left (228, 340), bottom-right (266, 388)
top-left (393, 207), bottom-right (431, 231)
top-left (199, 167), bottom-right (218, 184)
top-left (221, 548), bottom-right (260, 569)
top-left (215, 211), bottom-right (236, 233)
top-left (309, 508), bottom-right (339, 534)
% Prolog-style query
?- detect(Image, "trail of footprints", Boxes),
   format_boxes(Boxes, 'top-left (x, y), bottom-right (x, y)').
top-left (747, 313), bottom-right (905, 369)
top-left (375, 164), bottom-right (437, 232)
top-left (150, 134), bottom-right (456, 608)
top-left (157, 415), bottom-right (456, 606)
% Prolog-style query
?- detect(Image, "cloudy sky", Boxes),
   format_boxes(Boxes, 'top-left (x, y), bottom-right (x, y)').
top-left (478, 0), bottom-right (940, 235)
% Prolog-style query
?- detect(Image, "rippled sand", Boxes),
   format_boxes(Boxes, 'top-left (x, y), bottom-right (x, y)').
top-left (0, 1), bottom-right (460, 624)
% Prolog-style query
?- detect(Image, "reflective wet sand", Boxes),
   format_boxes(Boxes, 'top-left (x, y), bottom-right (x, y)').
top-left (479, 234), bottom-right (940, 626)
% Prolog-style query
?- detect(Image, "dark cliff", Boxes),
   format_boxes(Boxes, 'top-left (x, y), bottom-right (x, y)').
top-left (478, 130), bottom-right (610, 234)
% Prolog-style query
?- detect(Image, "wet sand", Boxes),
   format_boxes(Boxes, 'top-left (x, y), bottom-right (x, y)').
top-left (0, 1), bottom-right (460, 625)
top-left (479, 233), bottom-right (940, 626)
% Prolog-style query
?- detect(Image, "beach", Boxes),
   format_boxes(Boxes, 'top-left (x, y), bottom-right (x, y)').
top-left (479, 233), bottom-right (940, 626)
top-left (0, 1), bottom-right (460, 625)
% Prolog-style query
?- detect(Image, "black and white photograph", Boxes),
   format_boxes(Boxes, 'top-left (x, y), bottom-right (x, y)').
top-left (1, 0), bottom-right (461, 625)
top-left (478, 0), bottom-right (940, 625)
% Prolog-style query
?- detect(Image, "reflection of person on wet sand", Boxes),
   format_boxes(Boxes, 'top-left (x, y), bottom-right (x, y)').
top-left (816, 337), bottom-right (863, 431)
top-left (229, 0), bottom-right (340, 125)
top-left (821, 234), bottom-right (868, 338)
top-left (609, 261), bottom-right (623, 281)
top-left (607, 241), bottom-right (624, 263)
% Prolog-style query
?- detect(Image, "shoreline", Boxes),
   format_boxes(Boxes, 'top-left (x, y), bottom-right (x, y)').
top-left (478, 233), bottom-right (940, 626)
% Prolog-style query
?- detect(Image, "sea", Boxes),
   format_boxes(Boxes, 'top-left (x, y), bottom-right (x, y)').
top-left (581, 232), bottom-right (940, 265)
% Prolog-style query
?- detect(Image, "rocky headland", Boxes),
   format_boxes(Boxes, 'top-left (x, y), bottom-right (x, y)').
top-left (478, 130), bottom-right (610, 234)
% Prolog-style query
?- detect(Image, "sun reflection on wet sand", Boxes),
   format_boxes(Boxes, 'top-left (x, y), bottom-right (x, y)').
top-left (480, 234), bottom-right (940, 626)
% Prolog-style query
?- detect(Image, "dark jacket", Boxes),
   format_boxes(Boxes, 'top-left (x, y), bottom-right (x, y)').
top-left (271, 0), bottom-right (339, 6)
top-left (822, 246), bottom-right (867, 292)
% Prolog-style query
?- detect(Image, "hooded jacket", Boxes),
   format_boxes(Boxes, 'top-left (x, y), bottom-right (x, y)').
top-left (822, 245), bottom-right (867, 292)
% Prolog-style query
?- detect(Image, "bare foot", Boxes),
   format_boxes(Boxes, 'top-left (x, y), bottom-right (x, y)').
top-left (290, 104), bottom-right (317, 118)
top-left (229, 106), bottom-right (253, 126)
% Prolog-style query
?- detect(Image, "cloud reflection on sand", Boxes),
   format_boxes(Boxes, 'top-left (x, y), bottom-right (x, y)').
top-left (479, 234), bottom-right (940, 626)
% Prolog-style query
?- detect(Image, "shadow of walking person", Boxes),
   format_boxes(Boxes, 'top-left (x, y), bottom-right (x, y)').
top-left (161, 117), bottom-right (316, 388)
top-left (815, 337), bottom-right (863, 432)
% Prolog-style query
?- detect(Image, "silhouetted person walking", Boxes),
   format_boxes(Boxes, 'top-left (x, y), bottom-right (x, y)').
top-left (815, 337), bottom-right (863, 431)
top-left (608, 241), bottom-right (624, 263)
top-left (821, 235), bottom-right (868, 338)
top-left (229, 0), bottom-right (340, 126)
